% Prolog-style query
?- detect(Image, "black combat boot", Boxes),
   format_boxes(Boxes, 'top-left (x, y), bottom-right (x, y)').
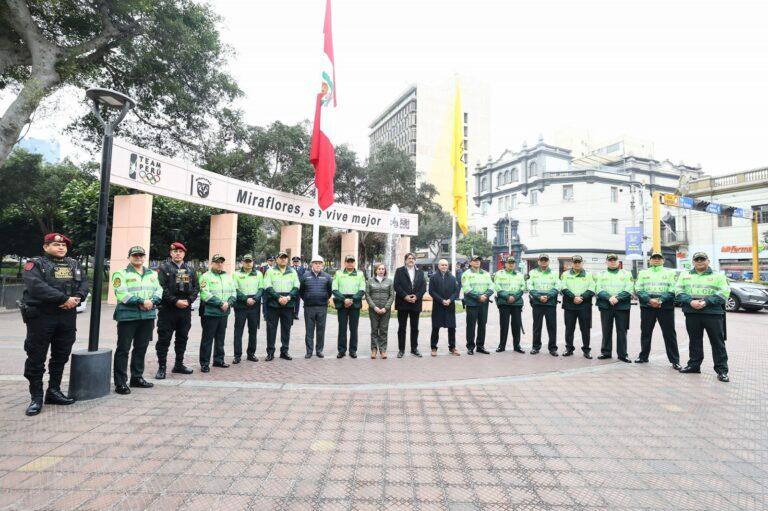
top-left (26, 382), bottom-right (44, 416)
top-left (155, 364), bottom-right (166, 379)
top-left (45, 387), bottom-right (75, 405)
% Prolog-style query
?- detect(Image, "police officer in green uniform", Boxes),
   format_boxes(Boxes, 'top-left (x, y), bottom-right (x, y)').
top-left (198, 254), bottom-right (236, 372)
top-left (155, 241), bottom-right (197, 379)
top-left (559, 255), bottom-right (595, 358)
top-left (20, 233), bottom-right (89, 416)
top-left (676, 252), bottom-right (730, 382)
top-left (493, 256), bottom-right (526, 353)
top-left (634, 251), bottom-right (680, 368)
top-left (233, 254), bottom-right (263, 363)
top-left (461, 255), bottom-right (494, 355)
top-left (112, 246), bottom-right (163, 394)
top-left (527, 254), bottom-right (561, 356)
top-left (594, 254), bottom-right (633, 362)
top-left (332, 255), bottom-right (366, 358)
top-left (263, 252), bottom-right (300, 361)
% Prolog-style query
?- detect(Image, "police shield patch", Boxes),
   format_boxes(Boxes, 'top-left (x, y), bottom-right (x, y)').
top-left (113, 278), bottom-right (121, 288)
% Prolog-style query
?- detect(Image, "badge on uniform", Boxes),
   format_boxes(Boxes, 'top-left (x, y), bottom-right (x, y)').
top-left (113, 278), bottom-right (122, 288)
top-left (200, 281), bottom-right (207, 288)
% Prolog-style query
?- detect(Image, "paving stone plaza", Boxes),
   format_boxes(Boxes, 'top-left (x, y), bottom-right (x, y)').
top-left (0, 306), bottom-right (766, 510)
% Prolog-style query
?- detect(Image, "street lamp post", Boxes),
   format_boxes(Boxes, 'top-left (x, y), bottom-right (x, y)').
top-left (69, 88), bottom-right (136, 401)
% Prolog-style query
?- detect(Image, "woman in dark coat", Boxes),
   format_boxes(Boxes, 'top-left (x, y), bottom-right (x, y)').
top-left (429, 259), bottom-right (461, 356)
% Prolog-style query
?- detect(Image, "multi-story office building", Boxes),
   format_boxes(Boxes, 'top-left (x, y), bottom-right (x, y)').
top-left (368, 76), bottom-right (490, 216)
top-left (472, 137), bottom-right (703, 273)
top-left (679, 167), bottom-right (768, 278)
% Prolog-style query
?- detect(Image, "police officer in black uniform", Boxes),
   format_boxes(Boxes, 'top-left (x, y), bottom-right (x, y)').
top-left (20, 233), bottom-right (89, 416)
top-left (155, 241), bottom-right (198, 379)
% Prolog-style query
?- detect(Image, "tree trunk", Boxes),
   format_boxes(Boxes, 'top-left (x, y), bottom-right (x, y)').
top-left (0, 66), bottom-right (60, 166)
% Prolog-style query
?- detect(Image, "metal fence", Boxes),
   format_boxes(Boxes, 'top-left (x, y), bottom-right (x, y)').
top-left (0, 276), bottom-right (24, 310)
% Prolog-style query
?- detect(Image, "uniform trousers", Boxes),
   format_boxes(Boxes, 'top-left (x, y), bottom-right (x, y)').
top-left (337, 308), bottom-right (360, 355)
top-left (115, 319), bottom-right (154, 386)
top-left (498, 306), bottom-right (522, 350)
top-left (200, 315), bottom-right (228, 366)
top-left (638, 307), bottom-right (679, 363)
top-left (564, 308), bottom-right (591, 353)
top-left (599, 308), bottom-right (629, 358)
top-left (465, 302), bottom-right (489, 350)
top-left (155, 306), bottom-right (191, 365)
top-left (266, 307), bottom-right (293, 355)
top-left (233, 307), bottom-right (259, 358)
top-left (685, 313), bottom-right (728, 374)
top-left (532, 306), bottom-right (557, 352)
top-left (24, 311), bottom-right (77, 395)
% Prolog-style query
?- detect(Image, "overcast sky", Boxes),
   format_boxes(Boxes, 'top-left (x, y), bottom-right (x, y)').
top-left (11, 0), bottom-right (768, 175)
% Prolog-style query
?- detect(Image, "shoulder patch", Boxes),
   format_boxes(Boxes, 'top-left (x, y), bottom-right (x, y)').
top-left (200, 280), bottom-right (207, 288)
top-left (24, 261), bottom-right (35, 271)
top-left (113, 277), bottom-right (122, 288)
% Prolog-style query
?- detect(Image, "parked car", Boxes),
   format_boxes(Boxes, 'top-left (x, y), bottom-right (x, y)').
top-left (725, 280), bottom-right (768, 312)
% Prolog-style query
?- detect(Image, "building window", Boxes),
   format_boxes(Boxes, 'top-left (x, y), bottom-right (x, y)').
top-left (510, 168), bottom-right (518, 182)
top-left (504, 169), bottom-right (510, 184)
top-left (527, 161), bottom-right (538, 178)
top-left (480, 177), bottom-right (488, 192)
top-left (610, 186), bottom-right (619, 203)
top-left (530, 190), bottom-right (539, 205)
top-left (753, 204), bottom-right (768, 223)
top-left (497, 174), bottom-right (503, 187)
top-left (497, 197), bottom-right (504, 213)
top-left (464, 112), bottom-right (468, 124)
top-left (718, 215), bottom-right (733, 227)
top-left (481, 200), bottom-right (490, 215)
top-left (463, 126), bottom-right (468, 137)
top-left (530, 219), bottom-right (538, 236)
top-left (611, 218), bottom-right (618, 234)
top-left (510, 194), bottom-right (517, 210)
top-left (563, 217), bottom-right (574, 233)
top-left (562, 185), bottom-right (574, 201)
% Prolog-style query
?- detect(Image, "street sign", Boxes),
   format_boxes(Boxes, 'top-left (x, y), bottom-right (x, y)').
top-left (706, 203), bottom-right (722, 214)
top-left (679, 197), bottom-right (694, 209)
top-left (661, 193), bottom-right (679, 206)
top-left (625, 226), bottom-right (644, 258)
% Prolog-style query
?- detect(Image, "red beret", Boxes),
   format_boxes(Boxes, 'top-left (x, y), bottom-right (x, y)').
top-left (170, 241), bottom-right (187, 252)
top-left (43, 233), bottom-right (71, 248)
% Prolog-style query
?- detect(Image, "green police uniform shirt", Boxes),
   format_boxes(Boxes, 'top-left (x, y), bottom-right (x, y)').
top-left (263, 266), bottom-right (300, 308)
top-left (461, 269), bottom-right (494, 307)
top-left (635, 265), bottom-right (677, 310)
top-left (233, 268), bottom-right (264, 309)
top-left (675, 267), bottom-right (730, 315)
top-left (112, 265), bottom-right (163, 321)
top-left (332, 269), bottom-right (366, 309)
top-left (199, 270), bottom-right (237, 317)
top-left (493, 269), bottom-right (526, 308)
top-left (527, 268), bottom-right (560, 307)
top-left (559, 269), bottom-right (595, 310)
top-left (594, 268), bottom-right (634, 310)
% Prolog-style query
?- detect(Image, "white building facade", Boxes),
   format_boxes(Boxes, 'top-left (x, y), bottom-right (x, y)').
top-left (473, 139), bottom-right (703, 274)
top-left (680, 167), bottom-right (768, 279)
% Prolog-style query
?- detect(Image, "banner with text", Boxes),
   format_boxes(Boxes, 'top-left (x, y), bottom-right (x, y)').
top-left (110, 140), bottom-right (418, 236)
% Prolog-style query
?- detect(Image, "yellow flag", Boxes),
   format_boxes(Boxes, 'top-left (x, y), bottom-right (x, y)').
top-left (452, 83), bottom-right (468, 234)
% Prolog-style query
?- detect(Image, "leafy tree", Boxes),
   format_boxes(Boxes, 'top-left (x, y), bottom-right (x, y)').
top-left (0, 206), bottom-right (40, 268)
top-left (412, 209), bottom-right (453, 267)
top-left (333, 144), bottom-right (366, 206)
top-left (365, 143), bottom-right (439, 216)
top-left (457, 232), bottom-right (492, 259)
top-left (204, 120), bottom-right (314, 196)
top-left (0, 0), bottom-right (241, 166)
top-left (0, 149), bottom-right (90, 235)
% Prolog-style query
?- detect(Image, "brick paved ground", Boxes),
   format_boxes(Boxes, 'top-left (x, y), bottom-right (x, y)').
top-left (0, 305), bottom-right (766, 510)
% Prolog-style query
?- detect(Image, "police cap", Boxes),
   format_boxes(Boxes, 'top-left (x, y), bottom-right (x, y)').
top-left (572, 255), bottom-right (583, 263)
top-left (128, 246), bottom-right (146, 257)
top-left (212, 254), bottom-right (225, 263)
top-left (606, 253), bottom-right (618, 261)
top-left (692, 251), bottom-right (708, 261)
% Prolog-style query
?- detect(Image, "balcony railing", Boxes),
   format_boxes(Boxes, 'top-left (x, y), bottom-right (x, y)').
top-left (687, 167), bottom-right (768, 193)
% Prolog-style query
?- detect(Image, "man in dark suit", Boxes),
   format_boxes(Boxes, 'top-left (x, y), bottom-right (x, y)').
top-left (393, 252), bottom-right (426, 358)
top-left (429, 259), bottom-right (461, 356)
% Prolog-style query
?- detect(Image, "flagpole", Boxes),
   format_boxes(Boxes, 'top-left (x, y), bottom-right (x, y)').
top-left (451, 214), bottom-right (457, 275)
top-left (312, 191), bottom-right (321, 257)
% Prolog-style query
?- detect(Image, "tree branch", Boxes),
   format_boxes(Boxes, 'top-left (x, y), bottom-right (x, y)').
top-left (64, 1), bottom-right (124, 58)
top-left (3, 0), bottom-right (60, 61)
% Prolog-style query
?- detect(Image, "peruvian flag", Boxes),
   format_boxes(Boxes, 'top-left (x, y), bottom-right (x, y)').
top-left (310, 0), bottom-right (337, 211)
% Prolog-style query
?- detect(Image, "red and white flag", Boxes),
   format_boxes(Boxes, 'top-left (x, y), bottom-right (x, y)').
top-left (310, 0), bottom-right (337, 211)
